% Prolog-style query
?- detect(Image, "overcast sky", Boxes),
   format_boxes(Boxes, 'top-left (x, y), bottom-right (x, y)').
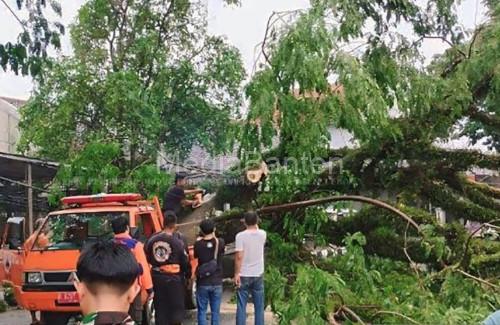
top-left (0, 0), bottom-right (486, 99)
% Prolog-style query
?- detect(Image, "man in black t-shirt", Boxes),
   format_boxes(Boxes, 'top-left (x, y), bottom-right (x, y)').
top-left (163, 172), bottom-right (203, 216)
top-left (193, 219), bottom-right (225, 325)
top-left (144, 212), bottom-right (191, 325)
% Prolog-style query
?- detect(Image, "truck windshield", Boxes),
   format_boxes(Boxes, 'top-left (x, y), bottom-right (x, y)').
top-left (31, 212), bottom-right (129, 251)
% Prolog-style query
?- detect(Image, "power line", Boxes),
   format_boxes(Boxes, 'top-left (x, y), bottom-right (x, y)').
top-left (0, 0), bottom-right (27, 30)
top-left (0, 175), bottom-right (48, 192)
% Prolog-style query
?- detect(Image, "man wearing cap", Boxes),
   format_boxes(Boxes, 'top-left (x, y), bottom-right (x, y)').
top-left (163, 172), bottom-right (203, 217)
top-left (194, 219), bottom-right (225, 325)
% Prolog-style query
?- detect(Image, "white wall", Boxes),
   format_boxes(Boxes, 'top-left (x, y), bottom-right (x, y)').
top-left (0, 98), bottom-right (20, 154)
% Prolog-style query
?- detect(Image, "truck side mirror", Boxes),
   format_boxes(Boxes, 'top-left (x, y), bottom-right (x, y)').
top-left (6, 220), bottom-right (24, 250)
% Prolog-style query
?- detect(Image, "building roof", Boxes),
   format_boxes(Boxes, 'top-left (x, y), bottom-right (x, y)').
top-left (0, 97), bottom-right (20, 120)
top-left (0, 151), bottom-right (58, 182)
top-left (0, 152), bottom-right (58, 212)
top-left (0, 96), bottom-right (27, 109)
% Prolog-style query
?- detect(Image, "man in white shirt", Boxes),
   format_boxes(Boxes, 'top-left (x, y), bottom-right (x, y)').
top-left (234, 211), bottom-right (267, 325)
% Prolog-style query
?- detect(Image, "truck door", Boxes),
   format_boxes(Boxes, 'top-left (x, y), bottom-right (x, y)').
top-left (0, 218), bottom-right (25, 282)
top-left (133, 213), bottom-right (155, 242)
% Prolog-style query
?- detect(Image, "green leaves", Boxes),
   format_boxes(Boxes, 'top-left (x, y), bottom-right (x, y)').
top-left (266, 264), bottom-right (346, 324)
top-left (334, 53), bottom-right (392, 143)
top-left (241, 8), bottom-right (391, 159)
top-left (246, 2), bottom-right (499, 324)
top-left (19, 0), bottom-right (245, 194)
top-left (1, 0), bottom-right (64, 77)
top-left (54, 141), bottom-right (122, 195)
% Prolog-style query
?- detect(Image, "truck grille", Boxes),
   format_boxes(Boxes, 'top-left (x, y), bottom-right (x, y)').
top-left (44, 272), bottom-right (71, 283)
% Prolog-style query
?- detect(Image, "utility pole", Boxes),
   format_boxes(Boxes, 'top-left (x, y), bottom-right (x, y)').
top-left (27, 163), bottom-right (33, 234)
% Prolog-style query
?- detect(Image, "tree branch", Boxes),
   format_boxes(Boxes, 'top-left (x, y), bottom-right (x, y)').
top-left (417, 35), bottom-right (467, 57)
top-left (257, 195), bottom-right (420, 230)
top-left (144, 0), bottom-right (175, 88)
top-left (457, 269), bottom-right (500, 290)
top-left (422, 182), bottom-right (499, 223)
top-left (403, 221), bottom-right (423, 287)
top-left (468, 105), bottom-right (500, 129)
top-left (0, 0), bottom-right (27, 29)
top-left (460, 219), bottom-right (500, 267)
top-left (373, 310), bottom-right (422, 325)
top-left (430, 148), bottom-right (500, 171)
top-left (341, 305), bottom-right (366, 325)
top-left (468, 26), bottom-right (484, 58)
top-left (465, 179), bottom-right (500, 200)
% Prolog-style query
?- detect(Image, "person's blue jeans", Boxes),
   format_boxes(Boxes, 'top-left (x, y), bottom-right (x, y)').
top-left (196, 284), bottom-right (223, 325)
top-left (236, 276), bottom-right (265, 325)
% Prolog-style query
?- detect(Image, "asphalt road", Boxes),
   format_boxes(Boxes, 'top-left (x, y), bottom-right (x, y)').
top-left (0, 308), bottom-right (275, 325)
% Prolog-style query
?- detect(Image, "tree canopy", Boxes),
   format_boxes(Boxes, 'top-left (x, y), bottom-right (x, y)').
top-left (241, 0), bottom-right (499, 222)
top-left (236, 0), bottom-right (500, 323)
top-left (18, 0), bottom-right (245, 195)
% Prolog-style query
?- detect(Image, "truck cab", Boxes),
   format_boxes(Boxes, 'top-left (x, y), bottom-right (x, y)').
top-left (0, 193), bottom-right (169, 324)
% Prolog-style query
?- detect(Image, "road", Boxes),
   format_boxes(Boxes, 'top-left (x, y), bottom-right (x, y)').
top-left (0, 308), bottom-right (275, 324)
top-left (0, 287), bottom-right (275, 324)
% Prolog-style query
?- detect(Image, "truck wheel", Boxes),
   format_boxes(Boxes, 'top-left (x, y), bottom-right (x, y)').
top-left (40, 311), bottom-right (72, 325)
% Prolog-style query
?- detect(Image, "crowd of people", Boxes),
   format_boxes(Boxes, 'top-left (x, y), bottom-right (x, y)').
top-left (73, 172), bottom-right (267, 325)
top-left (76, 210), bottom-right (265, 325)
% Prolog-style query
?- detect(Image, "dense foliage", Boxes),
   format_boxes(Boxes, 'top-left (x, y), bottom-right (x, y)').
top-left (8, 0), bottom-right (499, 322)
top-left (239, 0), bottom-right (500, 323)
top-left (18, 0), bottom-right (245, 196)
top-left (265, 232), bottom-right (499, 324)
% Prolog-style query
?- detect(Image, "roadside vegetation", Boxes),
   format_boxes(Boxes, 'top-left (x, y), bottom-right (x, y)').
top-left (2, 0), bottom-right (499, 323)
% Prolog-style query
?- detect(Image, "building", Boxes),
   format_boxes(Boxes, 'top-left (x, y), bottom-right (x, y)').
top-left (0, 96), bottom-right (57, 233)
top-left (0, 96), bottom-right (24, 154)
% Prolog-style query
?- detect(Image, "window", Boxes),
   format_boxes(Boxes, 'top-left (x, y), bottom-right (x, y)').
top-left (135, 213), bottom-right (154, 242)
top-left (33, 212), bottom-right (129, 251)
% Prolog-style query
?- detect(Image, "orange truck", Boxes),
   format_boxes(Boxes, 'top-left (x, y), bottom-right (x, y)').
top-left (0, 193), bottom-right (196, 325)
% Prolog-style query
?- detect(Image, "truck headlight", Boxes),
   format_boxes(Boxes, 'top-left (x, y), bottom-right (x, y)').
top-left (25, 272), bottom-right (43, 284)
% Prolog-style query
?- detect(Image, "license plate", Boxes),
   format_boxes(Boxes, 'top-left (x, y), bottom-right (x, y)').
top-left (57, 292), bottom-right (79, 304)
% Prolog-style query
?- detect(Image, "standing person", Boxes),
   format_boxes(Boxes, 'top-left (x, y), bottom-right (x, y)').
top-left (194, 219), bottom-right (225, 325)
top-left (74, 241), bottom-right (141, 325)
top-left (163, 172), bottom-right (203, 216)
top-left (111, 217), bottom-right (154, 325)
top-left (234, 212), bottom-right (267, 325)
top-left (144, 211), bottom-right (191, 325)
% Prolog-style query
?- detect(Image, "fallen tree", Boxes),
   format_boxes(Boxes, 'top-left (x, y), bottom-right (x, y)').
top-left (235, 0), bottom-right (500, 323)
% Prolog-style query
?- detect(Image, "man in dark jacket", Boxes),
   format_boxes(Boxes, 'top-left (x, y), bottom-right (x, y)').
top-left (144, 211), bottom-right (191, 325)
top-left (194, 219), bottom-right (225, 325)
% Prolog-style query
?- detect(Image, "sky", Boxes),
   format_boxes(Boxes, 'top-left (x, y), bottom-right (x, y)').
top-left (0, 0), bottom-right (486, 100)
